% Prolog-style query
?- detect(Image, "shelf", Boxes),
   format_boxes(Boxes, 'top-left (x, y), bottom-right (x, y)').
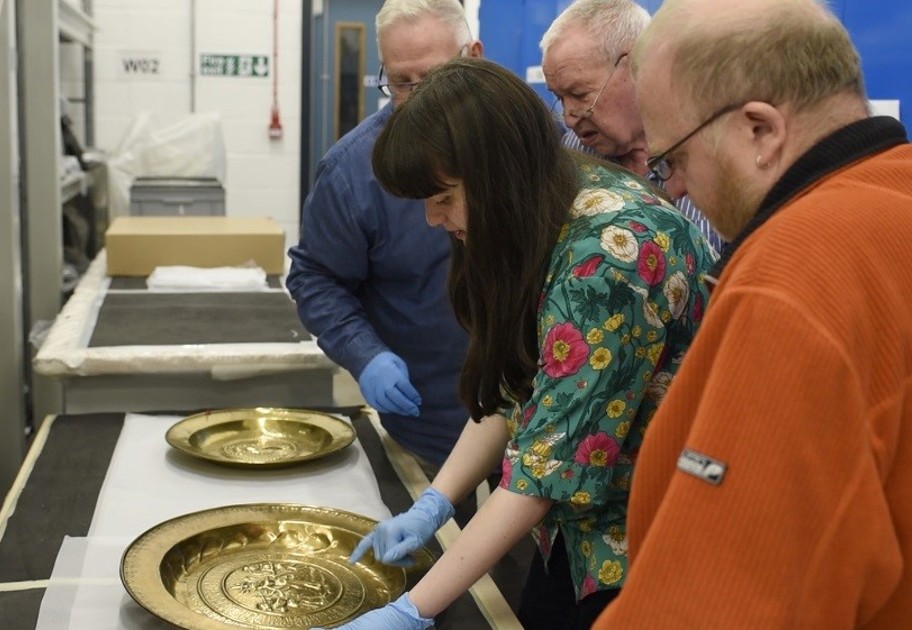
top-left (57, 1), bottom-right (95, 47)
top-left (60, 171), bottom-right (89, 204)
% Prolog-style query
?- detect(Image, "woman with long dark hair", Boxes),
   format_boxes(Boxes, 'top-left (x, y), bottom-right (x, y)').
top-left (333, 57), bottom-right (715, 630)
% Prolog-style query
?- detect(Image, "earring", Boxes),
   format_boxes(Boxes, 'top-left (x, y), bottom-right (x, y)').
top-left (756, 155), bottom-right (768, 169)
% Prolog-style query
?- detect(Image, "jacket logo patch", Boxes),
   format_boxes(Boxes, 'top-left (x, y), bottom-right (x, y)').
top-left (677, 448), bottom-right (727, 485)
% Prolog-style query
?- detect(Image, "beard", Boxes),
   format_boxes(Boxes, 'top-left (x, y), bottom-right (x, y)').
top-left (708, 155), bottom-right (763, 242)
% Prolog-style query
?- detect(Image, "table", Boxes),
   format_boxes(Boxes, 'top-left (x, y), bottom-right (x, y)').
top-left (33, 251), bottom-right (337, 414)
top-left (0, 408), bottom-right (531, 629)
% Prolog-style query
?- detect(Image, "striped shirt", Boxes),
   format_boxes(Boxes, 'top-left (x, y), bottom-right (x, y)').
top-left (561, 130), bottom-right (725, 254)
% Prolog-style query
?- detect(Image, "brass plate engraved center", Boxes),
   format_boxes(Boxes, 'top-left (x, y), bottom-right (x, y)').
top-left (166, 408), bottom-right (356, 467)
top-left (121, 504), bottom-right (431, 629)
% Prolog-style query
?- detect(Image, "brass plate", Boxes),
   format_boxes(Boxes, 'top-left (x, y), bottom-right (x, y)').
top-left (166, 408), bottom-right (356, 468)
top-left (121, 503), bottom-right (434, 629)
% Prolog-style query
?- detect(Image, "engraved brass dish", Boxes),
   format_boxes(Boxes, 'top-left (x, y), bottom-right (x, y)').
top-left (120, 503), bottom-right (434, 629)
top-left (166, 408), bottom-right (356, 467)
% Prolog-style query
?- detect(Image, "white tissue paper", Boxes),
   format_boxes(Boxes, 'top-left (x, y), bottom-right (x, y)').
top-left (36, 536), bottom-right (166, 630)
top-left (145, 265), bottom-right (268, 291)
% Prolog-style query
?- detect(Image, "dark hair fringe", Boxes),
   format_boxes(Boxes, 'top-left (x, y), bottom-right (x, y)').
top-left (373, 58), bottom-right (580, 420)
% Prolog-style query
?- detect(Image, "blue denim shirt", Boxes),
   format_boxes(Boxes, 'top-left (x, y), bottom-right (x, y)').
top-left (287, 104), bottom-right (468, 465)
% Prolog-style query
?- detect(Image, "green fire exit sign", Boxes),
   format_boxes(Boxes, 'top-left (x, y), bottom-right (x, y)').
top-left (199, 54), bottom-right (270, 77)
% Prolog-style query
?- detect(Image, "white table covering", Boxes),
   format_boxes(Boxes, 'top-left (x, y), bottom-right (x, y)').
top-left (88, 413), bottom-right (390, 539)
top-left (36, 412), bottom-right (390, 629)
top-left (36, 536), bottom-right (162, 630)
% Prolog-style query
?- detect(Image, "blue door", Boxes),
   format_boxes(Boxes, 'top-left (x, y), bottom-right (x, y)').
top-left (310, 0), bottom-right (383, 184)
top-left (840, 0), bottom-right (912, 124)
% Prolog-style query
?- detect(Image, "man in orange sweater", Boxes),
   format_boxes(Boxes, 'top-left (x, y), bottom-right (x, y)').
top-left (595, 0), bottom-right (912, 627)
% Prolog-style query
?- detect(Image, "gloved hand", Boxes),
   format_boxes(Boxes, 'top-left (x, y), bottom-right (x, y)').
top-left (349, 487), bottom-right (454, 567)
top-left (357, 351), bottom-right (421, 416)
top-left (314, 592), bottom-right (433, 630)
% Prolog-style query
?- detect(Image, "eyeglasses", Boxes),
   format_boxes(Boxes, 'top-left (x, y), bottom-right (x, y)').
top-left (551, 53), bottom-right (628, 120)
top-left (646, 102), bottom-right (744, 182)
top-left (377, 43), bottom-right (469, 98)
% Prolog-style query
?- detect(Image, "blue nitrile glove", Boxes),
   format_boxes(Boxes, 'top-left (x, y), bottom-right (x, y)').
top-left (357, 351), bottom-right (422, 416)
top-left (314, 593), bottom-right (433, 630)
top-left (349, 487), bottom-right (454, 567)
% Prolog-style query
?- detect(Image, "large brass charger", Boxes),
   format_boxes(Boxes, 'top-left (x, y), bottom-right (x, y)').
top-left (120, 503), bottom-right (433, 629)
top-left (165, 408), bottom-right (356, 467)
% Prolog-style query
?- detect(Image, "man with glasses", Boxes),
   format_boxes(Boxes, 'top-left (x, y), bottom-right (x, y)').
top-left (287, 0), bottom-right (483, 473)
top-left (540, 0), bottom-right (724, 254)
top-left (595, 0), bottom-right (912, 627)
top-left (377, 43), bottom-right (469, 101)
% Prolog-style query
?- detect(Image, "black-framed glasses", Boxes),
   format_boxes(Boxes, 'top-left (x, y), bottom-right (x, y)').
top-left (377, 43), bottom-right (469, 99)
top-left (646, 102), bottom-right (744, 181)
top-left (551, 52), bottom-right (628, 120)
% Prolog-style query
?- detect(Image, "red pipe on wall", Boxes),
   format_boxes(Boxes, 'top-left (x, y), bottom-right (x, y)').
top-left (269, 0), bottom-right (284, 140)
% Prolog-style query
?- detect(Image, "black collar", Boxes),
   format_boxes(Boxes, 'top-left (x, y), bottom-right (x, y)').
top-left (706, 116), bottom-right (908, 285)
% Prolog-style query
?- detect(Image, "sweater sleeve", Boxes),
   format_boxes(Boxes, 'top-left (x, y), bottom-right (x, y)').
top-left (596, 287), bottom-right (903, 628)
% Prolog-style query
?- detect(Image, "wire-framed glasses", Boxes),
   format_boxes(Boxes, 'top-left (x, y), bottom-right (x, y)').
top-left (551, 52), bottom-right (628, 120)
top-left (377, 43), bottom-right (469, 98)
top-left (646, 103), bottom-right (744, 181)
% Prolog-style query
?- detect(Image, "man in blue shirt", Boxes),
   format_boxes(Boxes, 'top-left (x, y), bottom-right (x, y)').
top-left (541, 0), bottom-right (725, 254)
top-left (286, 0), bottom-right (484, 468)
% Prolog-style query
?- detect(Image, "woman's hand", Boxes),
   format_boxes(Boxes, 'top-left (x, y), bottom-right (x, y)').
top-left (349, 487), bottom-right (454, 567)
top-left (314, 593), bottom-right (433, 630)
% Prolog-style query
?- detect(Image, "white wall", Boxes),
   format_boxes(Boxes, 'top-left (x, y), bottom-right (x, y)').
top-left (84, 0), bottom-right (304, 258)
top-left (464, 0), bottom-right (480, 40)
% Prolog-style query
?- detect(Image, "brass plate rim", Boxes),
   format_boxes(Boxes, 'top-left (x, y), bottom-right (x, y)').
top-left (165, 407), bottom-right (357, 468)
top-left (120, 503), bottom-right (433, 630)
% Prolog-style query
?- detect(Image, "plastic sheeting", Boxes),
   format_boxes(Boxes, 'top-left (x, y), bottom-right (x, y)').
top-left (106, 112), bottom-right (228, 219)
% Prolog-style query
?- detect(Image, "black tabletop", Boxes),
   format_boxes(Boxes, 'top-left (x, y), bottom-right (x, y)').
top-left (89, 291), bottom-right (310, 347)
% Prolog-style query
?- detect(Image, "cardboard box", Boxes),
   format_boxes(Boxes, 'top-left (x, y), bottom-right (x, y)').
top-left (105, 216), bottom-right (285, 276)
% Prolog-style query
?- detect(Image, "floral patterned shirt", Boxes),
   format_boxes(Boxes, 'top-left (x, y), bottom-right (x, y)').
top-left (500, 162), bottom-right (716, 600)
